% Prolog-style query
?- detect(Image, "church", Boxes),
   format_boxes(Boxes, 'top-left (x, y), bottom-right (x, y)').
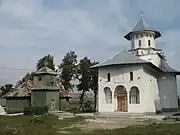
top-left (92, 16), bottom-right (180, 114)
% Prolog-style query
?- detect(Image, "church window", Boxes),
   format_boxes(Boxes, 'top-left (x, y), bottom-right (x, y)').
top-left (141, 34), bottom-right (143, 37)
top-left (131, 41), bottom-right (134, 48)
top-left (136, 35), bottom-right (138, 39)
top-left (38, 76), bottom-right (42, 81)
top-left (104, 87), bottom-right (112, 104)
top-left (130, 72), bottom-right (133, 81)
top-left (139, 40), bottom-right (141, 47)
top-left (141, 51), bottom-right (143, 55)
top-left (150, 34), bottom-right (152, 37)
top-left (148, 40), bottom-right (151, 46)
top-left (146, 34), bottom-right (148, 37)
top-left (107, 73), bottom-right (111, 82)
top-left (129, 86), bottom-right (140, 104)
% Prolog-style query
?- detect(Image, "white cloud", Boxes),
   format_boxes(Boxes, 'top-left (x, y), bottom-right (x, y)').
top-left (0, 0), bottom-right (180, 86)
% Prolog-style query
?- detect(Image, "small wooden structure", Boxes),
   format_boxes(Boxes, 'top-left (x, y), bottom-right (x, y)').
top-left (31, 66), bottom-right (60, 111)
top-left (4, 80), bottom-right (32, 113)
top-left (59, 87), bottom-right (71, 110)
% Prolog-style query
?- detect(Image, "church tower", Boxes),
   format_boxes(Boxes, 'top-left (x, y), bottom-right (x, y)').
top-left (124, 15), bottom-right (162, 56)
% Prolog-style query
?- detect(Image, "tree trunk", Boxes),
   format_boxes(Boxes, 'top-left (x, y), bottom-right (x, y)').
top-left (79, 90), bottom-right (85, 111)
top-left (93, 93), bottom-right (97, 112)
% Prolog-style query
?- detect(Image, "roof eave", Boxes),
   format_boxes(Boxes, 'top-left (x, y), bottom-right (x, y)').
top-left (32, 72), bottom-right (57, 76)
top-left (163, 71), bottom-right (180, 75)
top-left (124, 30), bottom-right (161, 40)
top-left (90, 62), bottom-right (149, 69)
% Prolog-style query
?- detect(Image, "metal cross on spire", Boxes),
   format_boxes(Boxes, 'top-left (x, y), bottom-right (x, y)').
top-left (140, 10), bottom-right (144, 19)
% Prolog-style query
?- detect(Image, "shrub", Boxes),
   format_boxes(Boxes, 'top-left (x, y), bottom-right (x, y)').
top-left (83, 100), bottom-right (94, 112)
top-left (24, 106), bottom-right (48, 115)
top-left (2, 127), bottom-right (19, 135)
top-left (29, 116), bottom-right (45, 124)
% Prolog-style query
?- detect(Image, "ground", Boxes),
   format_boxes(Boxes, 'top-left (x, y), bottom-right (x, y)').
top-left (0, 114), bottom-right (180, 135)
top-left (0, 116), bottom-right (180, 135)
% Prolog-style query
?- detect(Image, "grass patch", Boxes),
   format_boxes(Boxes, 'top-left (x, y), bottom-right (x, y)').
top-left (0, 115), bottom-right (84, 135)
top-left (0, 115), bottom-right (180, 135)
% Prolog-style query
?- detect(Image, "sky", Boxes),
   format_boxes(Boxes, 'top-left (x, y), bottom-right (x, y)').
top-left (0, 0), bottom-right (180, 87)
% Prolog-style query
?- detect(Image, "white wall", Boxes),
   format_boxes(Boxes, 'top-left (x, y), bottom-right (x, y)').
top-left (98, 65), bottom-right (156, 113)
top-left (140, 53), bottom-right (161, 68)
top-left (158, 74), bottom-right (178, 109)
top-left (131, 32), bottom-right (155, 50)
top-left (143, 68), bottom-right (162, 112)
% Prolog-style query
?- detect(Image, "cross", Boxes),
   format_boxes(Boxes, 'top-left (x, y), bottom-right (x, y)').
top-left (140, 10), bottom-right (144, 18)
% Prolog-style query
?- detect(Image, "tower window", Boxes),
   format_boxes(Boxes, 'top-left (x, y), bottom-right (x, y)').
top-left (38, 76), bottom-right (42, 81)
top-left (107, 73), bottom-right (111, 82)
top-left (139, 40), bottom-right (141, 47)
top-left (136, 35), bottom-right (138, 39)
top-left (146, 34), bottom-right (148, 37)
top-left (130, 72), bottom-right (133, 81)
top-left (131, 41), bottom-right (134, 48)
top-left (148, 40), bottom-right (151, 46)
top-left (141, 34), bottom-right (143, 37)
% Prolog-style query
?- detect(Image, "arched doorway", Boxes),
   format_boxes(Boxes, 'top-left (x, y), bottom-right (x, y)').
top-left (115, 85), bottom-right (128, 112)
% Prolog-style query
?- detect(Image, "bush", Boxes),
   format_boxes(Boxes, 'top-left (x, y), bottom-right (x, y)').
top-left (29, 116), bottom-right (45, 124)
top-left (83, 100), bottom-right (94, 112)
top-left (2, 127), bottom-right (19, 135)
top-left (24, 106), bottom-right (48, 115)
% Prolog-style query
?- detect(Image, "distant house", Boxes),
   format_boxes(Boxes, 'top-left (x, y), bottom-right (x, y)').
top-left (69, 91), bottom-right (94, 104)
top-left (4, 66), bottom-right (71, 113)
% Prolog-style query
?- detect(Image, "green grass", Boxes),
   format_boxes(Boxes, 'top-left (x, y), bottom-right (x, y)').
top-left (0, 115), bottom-right (180, 135)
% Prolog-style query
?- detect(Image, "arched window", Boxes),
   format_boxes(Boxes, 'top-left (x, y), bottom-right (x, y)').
top-left (104, 87), bottom-right (112, 104)
top-left (129, 86), bottom-right (140, 104)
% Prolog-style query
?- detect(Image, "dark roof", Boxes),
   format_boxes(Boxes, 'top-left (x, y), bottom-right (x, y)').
top-left (124, 16), bottom-right (161, 40)
top-left (91, 50), bottom-right (149, 68)
top-left (32, 67), bottom-right (57, 75)
top-left (91, 50), bottom-right (180, 75)
top-left (160, 60), bottom-right (180, 74)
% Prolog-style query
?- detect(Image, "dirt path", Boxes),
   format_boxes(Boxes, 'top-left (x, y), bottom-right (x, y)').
top-left (63, 116), bottom-right (162, 132)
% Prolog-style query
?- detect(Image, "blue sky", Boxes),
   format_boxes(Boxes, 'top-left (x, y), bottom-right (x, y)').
top-left (0, 0), bottom-right (180, 85)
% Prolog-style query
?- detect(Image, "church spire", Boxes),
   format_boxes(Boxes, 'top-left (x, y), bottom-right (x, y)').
top-left (124, 15), bottom-right (162, 56)
top-left (124, 15), bottom-right (161, 40)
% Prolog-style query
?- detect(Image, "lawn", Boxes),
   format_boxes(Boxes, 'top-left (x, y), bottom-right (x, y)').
top-left (0, 115), bottom-right (180, 135)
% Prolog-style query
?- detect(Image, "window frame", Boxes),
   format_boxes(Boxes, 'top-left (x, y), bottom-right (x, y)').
top-left (139, 40), bottom-right (141, 47)
top-left (107, 73), bottom-right (111, 82)
top-left (129, 87), bottom-right (140, 104)
top-left (38, 76), bottom-right (42, 81)
top-left (148, 40), bottom-right (151, 46)
top-left (104, 87), bottom-right (112, 104)
top-left (130, 72), bottom-right (133, 81)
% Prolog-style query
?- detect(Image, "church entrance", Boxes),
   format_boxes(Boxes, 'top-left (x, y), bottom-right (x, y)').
top-left (115, 85), bottom-right (128, 112)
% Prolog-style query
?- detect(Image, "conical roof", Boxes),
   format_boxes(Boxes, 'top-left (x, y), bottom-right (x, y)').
top-left (124, 16), bottom-right (161, 40)
top-left (32, 66), bottom-right (57, 75)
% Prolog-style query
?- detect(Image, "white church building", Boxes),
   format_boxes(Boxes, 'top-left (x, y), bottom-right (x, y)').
top-left (92, 16), bottom-right (180, 114)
